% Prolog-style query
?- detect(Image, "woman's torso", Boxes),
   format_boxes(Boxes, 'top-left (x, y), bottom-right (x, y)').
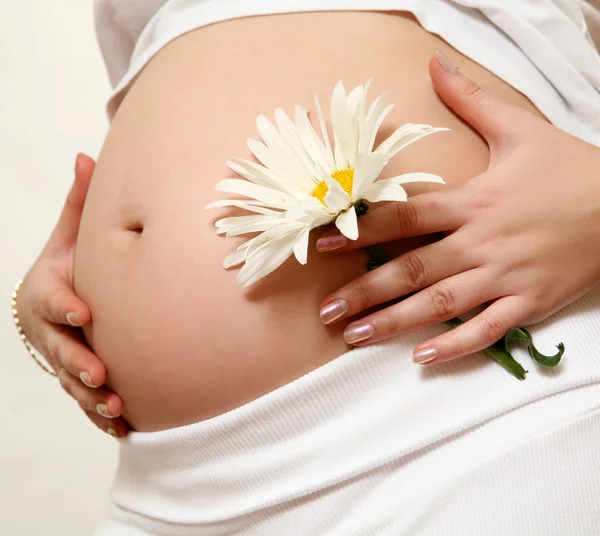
top-left (75, 11), bottom-right (549, 431)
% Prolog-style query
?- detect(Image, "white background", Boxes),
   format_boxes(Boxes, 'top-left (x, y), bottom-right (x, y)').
top-left (0, 2), bottom-right (118, 534)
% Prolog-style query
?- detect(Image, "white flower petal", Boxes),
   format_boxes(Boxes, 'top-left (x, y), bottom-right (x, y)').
top-left (245, 221), bottom-right (307, 258)
top-left (363, 180), bottom-right (408, 203)
top-left (301, 195), bottom-right (332, 217)
top-left (387, 172), bottom-right (446, 185)
top-left (314, 95), bottom-right (336, 173)
top-left (274, 108), bottom-right (322, 182)
top-left (238, 231), bottom-right (299, 287)
top-left (283, 204), bottom-right (309, 223)
top-left (223, 241), bottom-right (252, 269)
top-left (256, 114), bottom-right (293, 155)
top-left (294, 105), bottom-right (334, 179)
top-left (216, 214), bottom-right (284, 237)
top-left (215, 179), bottom-right (297, 209)
top-left (205, 198), bottom-right (282, 215)
top-left (351, 151), bottom-right (389, 200)
top-left (227, 157), bottom-right (294, 192)
top-left (362, 99), bottom-right (393, 154)
top-left (377, 124), bottom-right (450, 158)
top-left (284, 195), bottom-right (331, 222)
top-left (335, 205), bottom-right (359, 240)
top-left (256, 113), bottom-right (320, 188)
top-left (330, 81), bottom-right (356, 169)
top-left (347, 85), bottom-right (364, 118)
top-left (247, 139), bottom-right (312, 195)
top-left (323, 179), bottom-right (352, 212)
top-left (293, 226), bottom-right (311, 265)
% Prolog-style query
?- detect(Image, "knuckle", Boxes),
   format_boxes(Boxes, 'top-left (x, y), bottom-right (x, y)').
top-left (379, 311), bottom-right (401, 338)
top-left (462, 80), bottom-right (486, 104)
top-left (393, 201), bottom-right (419, 236)
top-left (349, 281), bottom-right (376, 311)
top-left (30, 292), bottom-right (48, 319)
top-left (428, 287), bottom-right (456, 319)
top-left (516, 296), bottom-right (545, 325)
top-left (466, 191), bottom-right (489, 213)
top-left (478, 316), bottom-right (507, 346)
top-left (62, 346), bottom-right (77, 373)
top-left (397, 254), bottom-right (426, 292)
top-left (448, 334), bottom-right (466, 359)
top-left (44, 335), bottom-right (61, 365)
top-left (58, 369), bottom-right (72, 395)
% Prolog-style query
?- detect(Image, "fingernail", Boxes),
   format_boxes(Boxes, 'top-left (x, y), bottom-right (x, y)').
top-left (344, 323), bottom-right (374, 344)
top-left (316, 234), bottom-right (347, 252)
top-left (413, 347), bottom-right (438, 364)
top-left (96, 404), bottom-right (114, 418)
top-left (66, 312), bottom-right (82, 326)
top-left (80, 371), bottom-right (96, 388)
top-left (320, 299), bottom-right (349, 324)
top-left (434, 49), bottom-right (457, 73)
top-left (107, 427), bottom-right (118, 438)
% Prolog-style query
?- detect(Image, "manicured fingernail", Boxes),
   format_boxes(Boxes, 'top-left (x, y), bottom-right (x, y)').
top-left (434, 49), bottom-right (457, 73)
top-left (344, 323), bottom-right (374, 344)
top-left (316, 234), bottom-right (347, 252)
top-left (66, 312), bottom-right (82, 326)
top-left (413, 347), bottom-right (438, 364)
top-left (107, 428), bottom-right (118, 438)
top-left (320, 299), bottom-right (349, 324)
top-left (96, 404), bottom-right (114, 418)
top-left (75, 153), bottom-right (83, 174)
top-left (80, 371), bottom-right (96, 388)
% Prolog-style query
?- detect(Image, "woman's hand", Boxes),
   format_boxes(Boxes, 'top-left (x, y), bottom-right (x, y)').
top-left (16, 154), bottom-right (129, 437)
top-left (317, 50), bottom-right (600, 366)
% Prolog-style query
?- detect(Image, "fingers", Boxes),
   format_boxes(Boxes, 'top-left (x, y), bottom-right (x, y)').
top-left (59, 368), bottom-right (123, 418)
top-left (334, 269), bottom-right (495, 346)
top-left (59, 367), bottom-right (129, 438)
top-left (411, 296), bottom-right (531, 365)
top-left (50, 153), bottom-right (96, 250)
top-left (429, 50), bottom-right (532, 151)
top-left (83, 409), bottom-right (129, 438)
top-left (316, 190), bottom-right (464, 252)
top-left (320, 237), bottom-right (470, 322)
top-left (36, 276), bottom-right (92, 327)
top-left (45, 325), bottom-right (106, 388)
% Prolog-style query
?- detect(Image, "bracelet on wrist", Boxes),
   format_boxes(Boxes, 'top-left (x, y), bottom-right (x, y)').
top-left (11, 278), bottom-right (57, 377)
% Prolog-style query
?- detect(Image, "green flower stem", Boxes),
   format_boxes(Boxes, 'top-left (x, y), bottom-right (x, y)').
top-left (445, 317), bottom-right (528, 380)
top-left (358, 202), bottom-right (564, 380)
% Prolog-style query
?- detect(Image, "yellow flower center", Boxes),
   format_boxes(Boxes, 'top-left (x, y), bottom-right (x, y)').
top-left (312, 169), bottom-right (354, 205)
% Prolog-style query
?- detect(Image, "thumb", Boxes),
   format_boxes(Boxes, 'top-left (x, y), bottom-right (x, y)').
top-left (429, 50), bottom-right (527, 149)
top-left (51, 153), bottom-right (96, 250)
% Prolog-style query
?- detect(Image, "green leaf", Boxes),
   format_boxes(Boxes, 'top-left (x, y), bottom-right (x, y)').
top-left (484, 341), bottom-right (528, 381)
top-left (504, 327), bottom-right (564, 367)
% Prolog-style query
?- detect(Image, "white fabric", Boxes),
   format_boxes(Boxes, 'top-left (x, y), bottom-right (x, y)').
top-left (94, 0), bottom-right (600, 145)
top-left (91, 1), bottom-right (600, 533)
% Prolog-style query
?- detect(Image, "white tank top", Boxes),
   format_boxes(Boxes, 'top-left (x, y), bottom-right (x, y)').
top-left (93, 0), bottom-right (600, 145)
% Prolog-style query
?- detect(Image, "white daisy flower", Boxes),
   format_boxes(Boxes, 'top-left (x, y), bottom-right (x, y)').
top-left (206, 80), bottom-right (449, 287)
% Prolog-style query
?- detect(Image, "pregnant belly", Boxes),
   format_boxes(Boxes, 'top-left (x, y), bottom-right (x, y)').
top-left (74, 11), bottom-right (545, 431)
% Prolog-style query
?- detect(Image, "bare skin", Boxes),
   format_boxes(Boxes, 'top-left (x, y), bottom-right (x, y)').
top-left (68, 12), bottom-right (547, 432)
